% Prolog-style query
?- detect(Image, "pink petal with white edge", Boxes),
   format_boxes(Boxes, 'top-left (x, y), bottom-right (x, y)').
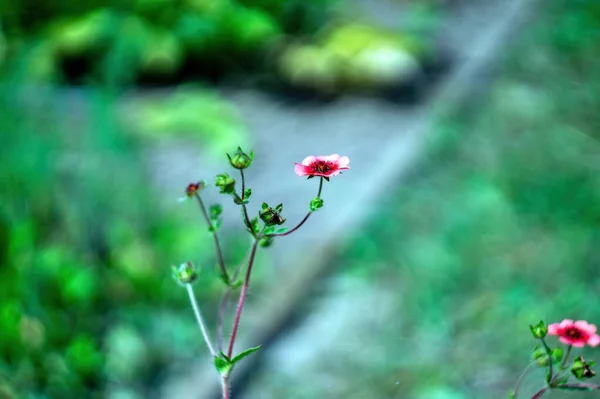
top-left (294, 163), bottom-right (312, 176)
top-left (337, 156), bottom-right (350, 168)
top-left (547, 323), bottom-right (560, 335)
top-left (588, 334), bottom-right (600, 347)
top-left (315, 154), bottom-right (339, 163)
top-left (302, 156), bottom-right (317, 166)
top-left (560, 319), bottom-right (575, 329)
top-left (575, 320), bottom-right (597, 335)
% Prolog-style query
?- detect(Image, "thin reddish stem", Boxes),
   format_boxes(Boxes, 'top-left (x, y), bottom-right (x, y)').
top-left (530, 387), bottom-right (547, 399)
top-left (222, 375), bottom-right (230, 399)
top-left (227, 240), bottom-right (259, 358)
top-left (267, 212), bottom-right (312, 237)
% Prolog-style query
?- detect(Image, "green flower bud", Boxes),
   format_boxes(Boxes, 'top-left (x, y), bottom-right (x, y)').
top-left (259, 202), bottom-right (285, 226)
top-left (215, 173), bottom-right (236, 195)
top-left (309, 197), bottom-right (324, 211)
top-left (530, 320), bottom-right (548, 339)
top-left (227, 147), bottom-right (253, 170)
top-left (571, 355), bottom-right (596, 380)
top-left (171, 261), bottom-right (199, 285)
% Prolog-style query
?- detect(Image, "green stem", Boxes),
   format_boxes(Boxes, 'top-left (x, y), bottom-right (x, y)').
top-left (194, 193), bottom-right (229, 283)
top-left (317, 176), bottom-right (324, 197)
top-left (559, 345), bottom-right (572, 370)
top-left (540, 337), bottom-right (553, 383)
top-left (186, 284), bottom-right (216, 357)
top-left (513, 362), bottom-right (536, 398)
top-left (240, 169), bottom-right (254, 233)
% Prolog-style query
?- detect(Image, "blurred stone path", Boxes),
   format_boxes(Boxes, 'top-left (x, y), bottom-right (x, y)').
top-left (153, 0), bottom-right (542, 397)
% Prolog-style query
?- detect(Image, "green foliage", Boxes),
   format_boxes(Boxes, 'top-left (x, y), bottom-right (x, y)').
top-left (1, 0), bottom-right (337, 85)
top-left (0, 84), bottom-right (247, 398)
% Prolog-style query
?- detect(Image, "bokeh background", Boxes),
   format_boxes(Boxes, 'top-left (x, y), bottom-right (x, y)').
top-left (2, 0), bottom-right (600, 398)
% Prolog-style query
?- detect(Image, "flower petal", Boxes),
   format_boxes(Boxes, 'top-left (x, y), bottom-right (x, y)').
top-left (588, 334), bottom-right (600, 347)
top-left (575, 320), bottom-right (597, 335)
top-left (294, 163), bottom-right (313, 176)
top-left (559, 319), bottom-right (574, 329)
top-left (547, 323), bottom-right (560, 335)
top-left (301, 156), bottom-right (317, 166)
top-left (337, 156), bottom-right (350, 168)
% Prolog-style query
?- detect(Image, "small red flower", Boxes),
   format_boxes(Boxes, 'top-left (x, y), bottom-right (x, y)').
top-left (547, 319), bottom-right (600, 348)
top-left (294, 154), bottom-right (350, 178)
top-left (185, 182), bottom-right (202, 197)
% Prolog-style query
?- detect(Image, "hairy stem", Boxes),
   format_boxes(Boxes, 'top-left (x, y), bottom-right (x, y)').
top-left (186, 284), bottom-right (216, 357)
top-left (222, 375), bottom-right (230, 399)
top-left (194, 193), bottom-right (229, 283)
top-left (227, 239), bottom-right (259, 358)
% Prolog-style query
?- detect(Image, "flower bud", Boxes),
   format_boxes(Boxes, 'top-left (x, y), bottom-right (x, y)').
top-left (309, 197), bottom-right (324, 211)
top-left (259, 202), bottom-right (285, 226)
top-left (186, 181), bottom-right (206, 197)
top-left (571, 355), bottom-right (596, 380)
top-left (530, 320), bottom-right (548, 339)
top-left (171, 261), bottom-right (199, 285)
top-left (215, 173), bottom-right (236, 195)
top-left (227, 147), bottom-right (253, 170)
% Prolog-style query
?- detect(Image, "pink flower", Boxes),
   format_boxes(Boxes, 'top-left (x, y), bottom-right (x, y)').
top-left (547, 319), bottom-right (600, 348)
top-left (294, 154), bottom-right (350, 178)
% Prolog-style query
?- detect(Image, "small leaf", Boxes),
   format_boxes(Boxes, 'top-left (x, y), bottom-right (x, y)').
top-left (219, 351), bottom-right (231, 363)
top-left (551, 347), bottom-right (564, 364)
top-left (230, 279), bottom-right (243, 289)
top-left (250, 217), bottom-right (261, 234)
top-left (275, 203), bottom-right (283, 212)
top-left (507, 391), bottom-right (516, 399)
top-left (276, 227), bottom-right (289, 234)
top-left (214, 355), bottom-right (233, 377)
top-left (324, 176), bottom-right (330, 182)
top-left (210, 204), bottom-right (223, 218)
top-left (231, 345), bottom-right (262, 365)
top-left (307, 175), bottom-right (314, 180)
top-left (243, 188), bottom-right (252, 200)
top-left (261, 202), bottom-right (269, 210)
top-left (264, 226), bottom-right (276, 235)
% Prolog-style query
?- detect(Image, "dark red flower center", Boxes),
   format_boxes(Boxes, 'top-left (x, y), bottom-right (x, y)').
top-left (186, 183), bottom-right (200, 197)
top-left (565, 327), bottom-right (583, 339)
top-left (312, 161), bottom-right (334, 173)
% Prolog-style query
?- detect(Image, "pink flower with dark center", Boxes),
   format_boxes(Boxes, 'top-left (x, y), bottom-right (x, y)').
top-left (294, 154), bottom-right (350, 178)
top-left (547, 319), bottom-right (600, 348)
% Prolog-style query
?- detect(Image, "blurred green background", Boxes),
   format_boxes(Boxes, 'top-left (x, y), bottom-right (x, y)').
top-left (2, 0), bottom-right (600, 398)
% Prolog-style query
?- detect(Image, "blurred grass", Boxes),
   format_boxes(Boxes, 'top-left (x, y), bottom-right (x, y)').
top-left (328, 0), bottom-right (600, 397)
top-left (0, 82), bottom-right (251, 398)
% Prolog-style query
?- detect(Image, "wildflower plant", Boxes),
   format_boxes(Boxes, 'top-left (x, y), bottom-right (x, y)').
top-left (510, 319), bottom-right (600, 399)
top-left (171, 148), bottom-right (349, 398)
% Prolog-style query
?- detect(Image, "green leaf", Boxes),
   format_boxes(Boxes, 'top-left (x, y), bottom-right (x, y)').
top-left (249, 217), bottom-right (261, 234)
top-left (551, 347), bottom-right (564, 363)
top-left (244, 188), bottom-right (252, 200)
top-left (261, 202), bottom-right (269, 210)
top-left (276, 227), bottom-right (289, 234)
top-left (210, 204), bottom-right (223, 218)
top-left (214, 355), bottom-right (233, 377)
top-left (231, 345), bottom-right (261, 365)
top-left (275, 203), bottom-right (283, 212)
top-left (264, 226), bottom-right (276, 235)
top-left (507, 391), bottom-right (516, 399)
